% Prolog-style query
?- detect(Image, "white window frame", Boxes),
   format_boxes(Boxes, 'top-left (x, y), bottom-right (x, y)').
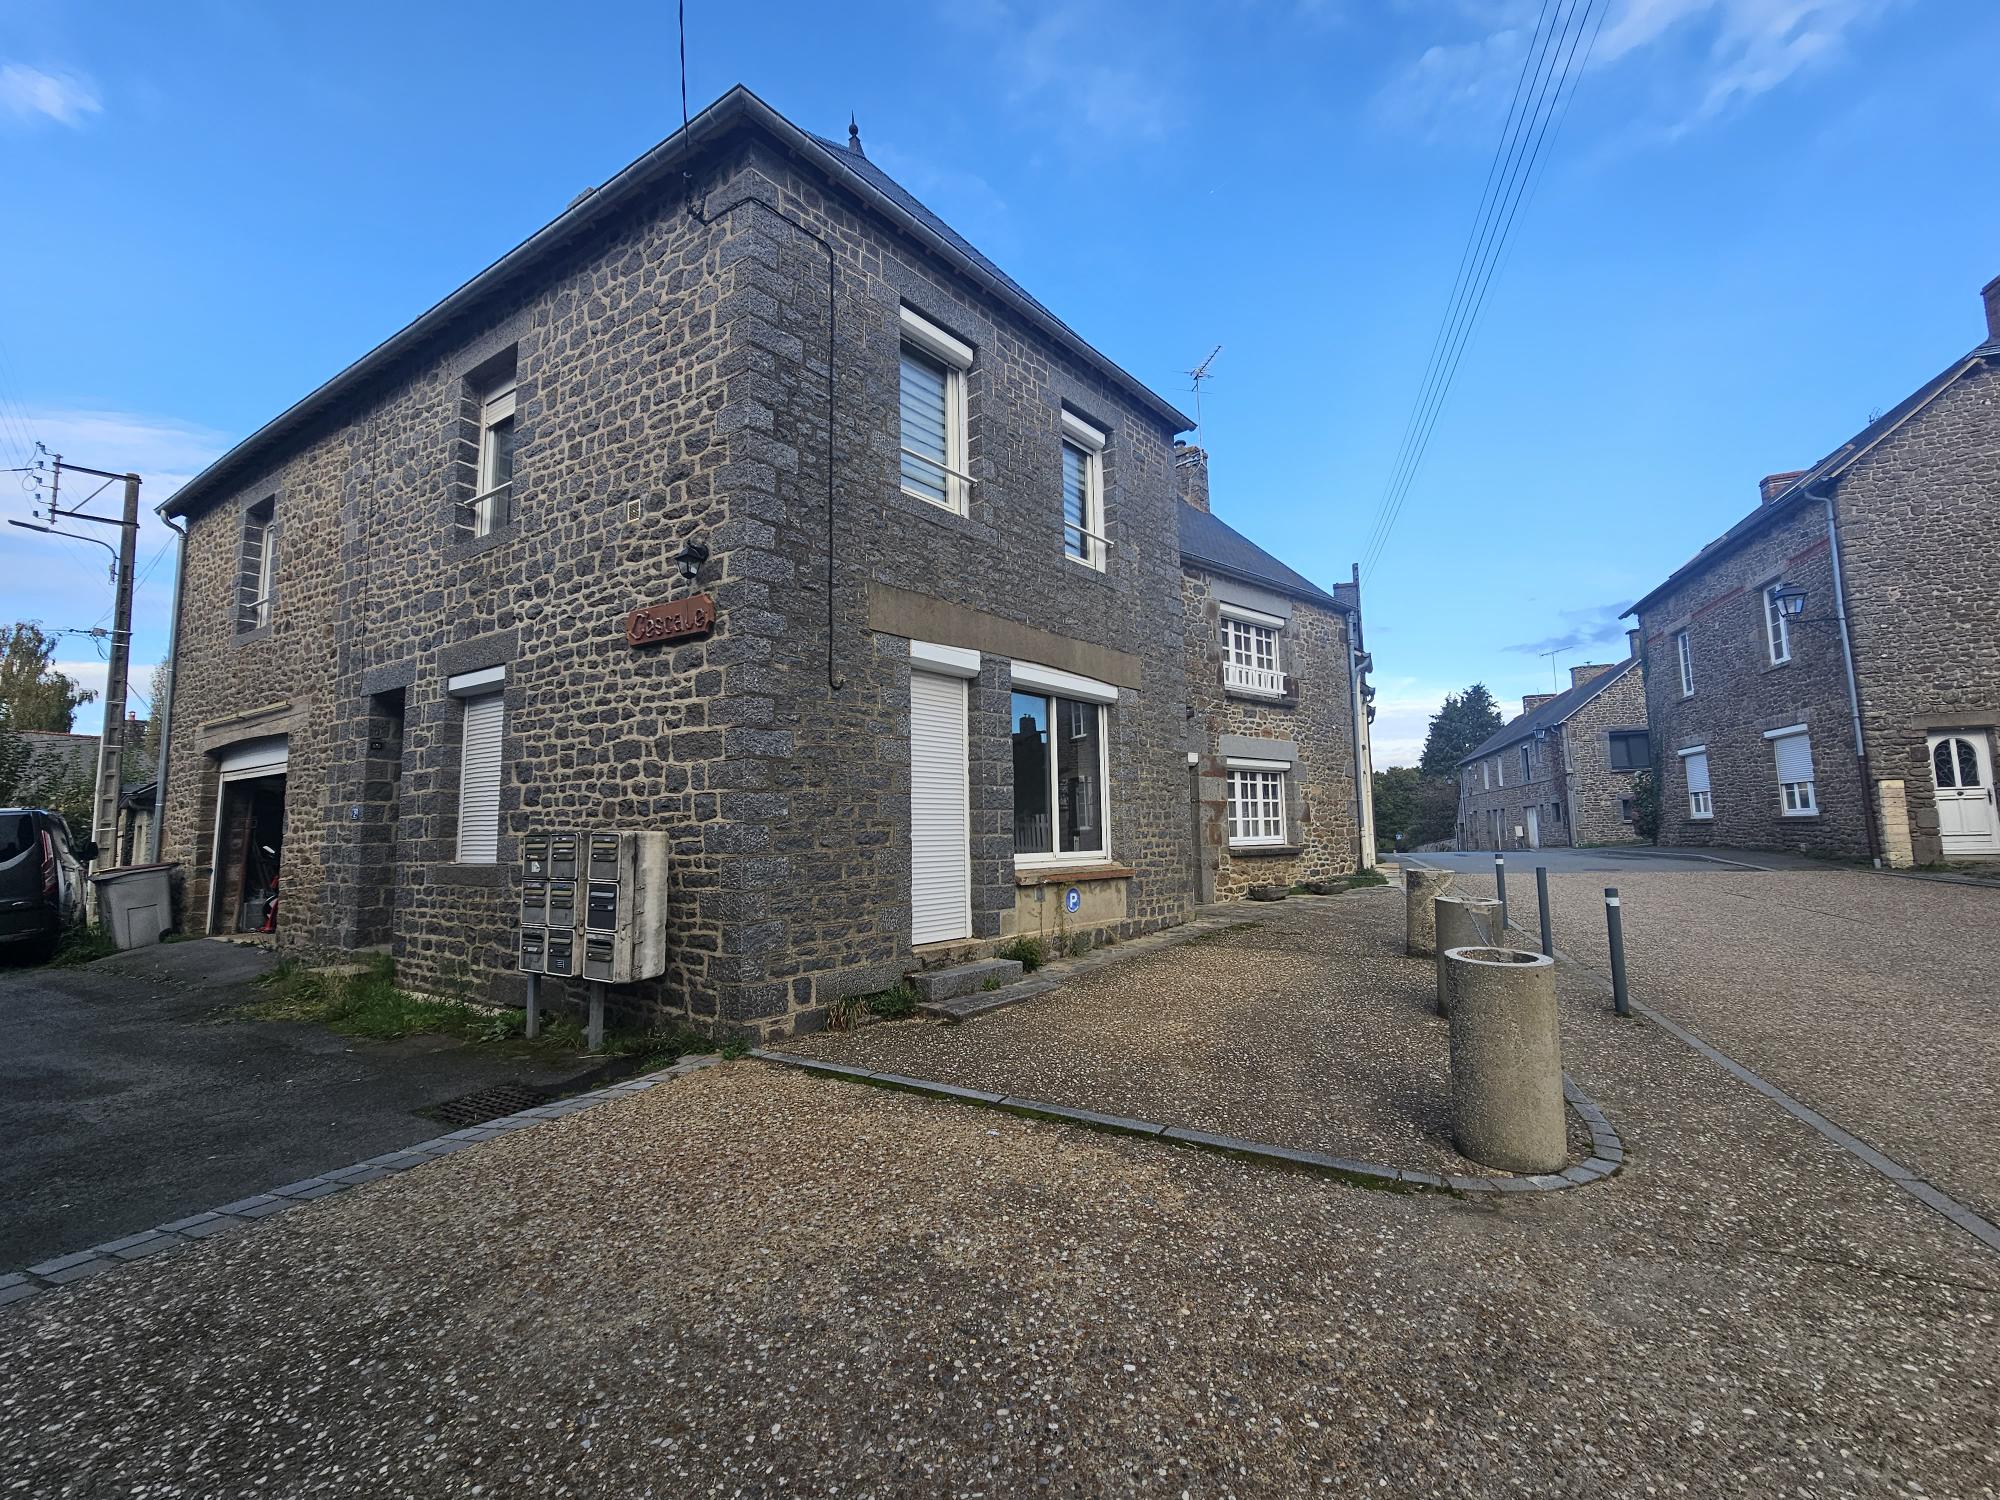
top-left (1224, 758), bottom-right (1288, 848)
top-left (1060, 408), bottom-right (1108, 571)
top-left (1482, 761), bottom-right (1491, 791)
top-left (1009, 660), bottom-right (1115, 870)
top-left (899, 305), bottom-right (973, 515)
top-left (1765, 724), bottom-right (1817, 817)
top-left (1495, 755), bottom-right (1505, 788)
top-left (1678, 745), bottom-right (1713, 820)
top-left (1764, 584), bottom-right (1792, 665)
top-left (1520, 743), bottom-right (1533, 782)
top-left (238, 496), bottom-right (276, 632)
top-left (470, 371), bottom-right (517, 537)
top-left (1219, 603), bottom-right (1285, 697)
top-left (1676, 630), bottom-right (1694, 697)
top-left (449, 668), bottom-right (508, 865)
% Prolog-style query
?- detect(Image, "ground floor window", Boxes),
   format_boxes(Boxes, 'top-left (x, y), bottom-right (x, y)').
top-left (1681, 747), bottom-right (1712, 820)
top-left (1226, 765), bottom-right (1287, 846)
top-left (1770, 728), bottom-right (1816, 817)
top-left (1011, 691), bottom-right (1106, 859)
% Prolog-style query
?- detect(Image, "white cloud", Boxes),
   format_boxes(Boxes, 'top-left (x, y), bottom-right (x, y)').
top-left (0, 63), bottom-right (101, 128)
top-left (1376, 0), bottom-right (1891, 139)
top-left (1369, 676), bottom-right (1454, 768)
top-left (52, 659), bottom-right (163, 722)
top-left (946, 1), bottom-right (1176, 143)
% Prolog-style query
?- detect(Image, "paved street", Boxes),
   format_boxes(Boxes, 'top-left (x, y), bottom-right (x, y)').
top-left (2, 888), bottom-right (1995, 1497)
top-left (0, 940), bottom-right (599, 1273)
top-left (1414, 853), bottom-right (2000, 1229)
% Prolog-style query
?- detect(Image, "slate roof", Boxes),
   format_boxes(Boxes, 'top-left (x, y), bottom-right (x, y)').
top-left (1178, 505), bottom-right (1345, 611)
top-left (1626, 337), bottom-right (2000, 618)
top-left (1457, 658), bottom-right (1638, 767)
top-left (165, 86), bottom-right (1190, 521)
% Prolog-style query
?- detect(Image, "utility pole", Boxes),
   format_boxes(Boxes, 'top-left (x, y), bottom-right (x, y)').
top-left (86, 472), bottom-right (142, 874)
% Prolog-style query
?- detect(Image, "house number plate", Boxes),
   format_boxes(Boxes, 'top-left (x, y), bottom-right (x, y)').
top-left (626, 593), bottom-right (717, 648)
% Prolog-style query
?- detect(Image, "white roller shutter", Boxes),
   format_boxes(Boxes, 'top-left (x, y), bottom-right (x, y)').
top-left (910, 671), bottom-right (971, 945)
top-left (1683, 751), bottom-right (1711, 795)
top-left (1772, 732), bottom-right (1814, 785)
top-left (456, 692), bottom-right (505, 864)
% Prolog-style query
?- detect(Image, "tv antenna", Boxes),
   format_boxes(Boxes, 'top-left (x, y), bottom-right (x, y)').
top-left (1186, 344), bottom-right (1221, 432)
top-left (1537, 647), bottom-right (1565, 691)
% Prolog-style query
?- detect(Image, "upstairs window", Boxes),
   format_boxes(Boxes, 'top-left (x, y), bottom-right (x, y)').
top-left (1495, 754), bottom-right (1505, 788)
top-left (472, 358), bottom-right (517, 536)
top-left (1676, 630), bottom-right (1694, 697)
top-left (898, 306), bottom-right (973, 514)
top-left (1060, 409), bottom-right (1107, 570)
top-left (236, 496), bottom-right (276, 633)
top-left (1764, 584), bottom-right (1792, 665)
top-left (1482, 761), bottom-right (1491, 791)
top-left (1520, 744), bottom-right (1532, 781)
top-left (1221, 607), bottom-right (1284, 696)
top-left (1608, 731), bottom-right (1651, 771)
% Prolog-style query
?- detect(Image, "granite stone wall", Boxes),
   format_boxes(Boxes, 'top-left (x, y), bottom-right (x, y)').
top-left (164, 124), bottom-right (1197, 1038)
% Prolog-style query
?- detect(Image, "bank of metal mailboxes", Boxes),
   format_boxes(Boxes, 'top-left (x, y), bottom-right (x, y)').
top-left (517, 830), bottom-right (669, 983)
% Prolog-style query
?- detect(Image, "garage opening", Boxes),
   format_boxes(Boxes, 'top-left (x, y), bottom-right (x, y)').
top-left (207, 736), bottom-right (289, 935)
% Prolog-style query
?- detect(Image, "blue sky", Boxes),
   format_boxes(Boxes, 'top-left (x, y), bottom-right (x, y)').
top-left (2, 0), bottom-right (1995, 764)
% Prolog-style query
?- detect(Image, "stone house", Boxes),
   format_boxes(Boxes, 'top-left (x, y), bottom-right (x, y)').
top-left (1176, 444), bottom-right (1373, 898)
top-left (157, 86), bottom-right (1374, 1036)
top-left (1454, 643), bottom-right (1649, 851)
top-left (1627, 275), bottom-right (2000, 866)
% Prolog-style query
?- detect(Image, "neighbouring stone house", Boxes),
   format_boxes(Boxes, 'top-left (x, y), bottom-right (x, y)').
top-left (1455, 641), bottom-right (1649, 851)
top-left (1628, 275), bottom-right (2000, 866)
top-left (157, 86), bottom-right (1375, 1037)
top-left (1176, 444), bottom-right (1374, 898)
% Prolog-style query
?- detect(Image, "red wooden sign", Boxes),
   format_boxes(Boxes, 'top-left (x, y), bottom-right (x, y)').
top-left (626, 592), bottom-right (716, 648)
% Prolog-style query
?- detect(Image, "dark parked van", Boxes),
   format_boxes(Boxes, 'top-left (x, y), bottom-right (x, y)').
top-left (0, 809), bottom-right (94, 957)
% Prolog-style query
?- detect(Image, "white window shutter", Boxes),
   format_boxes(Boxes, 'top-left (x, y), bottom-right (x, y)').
top-left (1773, 732), bottom-right (1814, 784)
top-left (457, 692), bottom-right (505, 863)
top-left (1684, 752), bottom-right (1711, 795)
top-left (909, 672), bottom-right (971, 944)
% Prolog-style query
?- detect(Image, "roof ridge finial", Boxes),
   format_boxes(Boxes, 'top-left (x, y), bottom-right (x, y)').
top-left (847, 112), bottom-right (864, 157)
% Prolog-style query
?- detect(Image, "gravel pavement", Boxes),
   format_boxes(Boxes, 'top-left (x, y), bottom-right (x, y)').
top-left (3, 890), bottom-right (1996, 1496)
top-left (1442, 862), bottom-right (2000, 1227)
top-left (781, 886), bottom-right (1588, 1177)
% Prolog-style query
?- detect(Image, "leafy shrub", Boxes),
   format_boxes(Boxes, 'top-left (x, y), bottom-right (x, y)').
top-left (995, 936), bottom-right (1044, 972)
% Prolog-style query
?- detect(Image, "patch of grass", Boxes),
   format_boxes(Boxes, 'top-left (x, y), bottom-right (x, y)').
top-left (865, 982), bottom-right (921, 1019)
top-left (994, 936), bottom-right (1045, 972)
top-left (980, 975), bottom-right (1003, 992)
top-left (47, 925), bottom-right (122, 967)
top-left (1344, 869), bottom-right (1389, 890)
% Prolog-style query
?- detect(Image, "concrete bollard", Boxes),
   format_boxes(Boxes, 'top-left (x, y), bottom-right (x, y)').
top-left (1433, 895), bottom-right (1503, 1017)
top-left (1404, 866), bottom-right (1457, 957)
top-left (1444, 946), bottom-right (1565, 1174)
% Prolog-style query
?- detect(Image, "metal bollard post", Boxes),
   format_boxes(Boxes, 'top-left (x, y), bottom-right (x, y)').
top-left (1604, 886), bottom-right (1631, 1017)
top-left (524, 972), bottom-right (541, 1040)
top-left (1536, 865), bottom-right (1552, 957)
top-left (1494, 854), bottom-right (1508, 933)
top-left (587, 981), bottom-right (606, 1052)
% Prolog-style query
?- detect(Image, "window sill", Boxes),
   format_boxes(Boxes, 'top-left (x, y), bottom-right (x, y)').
top-left (1062, 553), bottom-right (1108, 576)
top-left (232, 623), bottom-right (274, 647)
top-left (1779, 811), bottom-right (1820, 820)
top-left (431, 862), bottom-right (510, 887)
top-left (1014, 862), bottom-right (1133, 886)
top-left (446, 519), bottom-right (519, 564)
top-left (898, 484), bottom-right (967, 519)
top-left (1227, 843), bottom-right (1302, 859)
top-left (1223, 686), bottom-right (1297, 708)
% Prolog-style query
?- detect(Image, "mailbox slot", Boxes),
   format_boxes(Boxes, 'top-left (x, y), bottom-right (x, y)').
top-left (588, 835), bottom-right (621, 883)
top-left (550, 836), bottom-right (578, 882)
top-left (545, 931), bottom-right (574, 977)
top-left (523, 834), bottom-right (549, 881)
top-left (586, 882), bottom-right (618, 932)
top-left (518, 929), bottom-right (545, 974)
top-left (584, 935), bottom-right (616, 982)
top-left (519, 880), bottom-right (547, 928)
top-left (546, 881), bottom-right (576, 931)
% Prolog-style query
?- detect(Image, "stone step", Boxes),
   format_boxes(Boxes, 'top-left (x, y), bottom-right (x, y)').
top-left (920, 975), bottom-right (1060, 1022)
top-left (906, 957), bottom-right (1025, 1003)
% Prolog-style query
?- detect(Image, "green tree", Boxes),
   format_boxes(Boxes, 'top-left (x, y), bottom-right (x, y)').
top-left (140, 662), bottom-right (170, 762)
top-left (0, 707), bottom-right (95, 824)
top-left (0, 622), bottom-right (95, 733)
top-left (1374, 765), bottom-right (1465, 851)
top-left (1629, 768), bottom-right (1662, 845)
top-left (1418, 684), bottom-right (1504, 778)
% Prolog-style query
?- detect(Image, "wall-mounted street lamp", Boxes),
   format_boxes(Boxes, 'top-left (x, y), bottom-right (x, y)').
top-left (675, 538), bottom-right (709, 583)
top-left (1773, 583), bottom-right (1808, 619)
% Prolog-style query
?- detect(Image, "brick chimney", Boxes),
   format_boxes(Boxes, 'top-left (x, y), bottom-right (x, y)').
top-left (1627, 627), bottom-right (1642, 659)
top-left (1570, 662), bottom-right (1614, 689)
top-left (1174, 441), bottom-right (1210, 513)
top-left (1984, 274), bottom-right (2000, 343)
top-left (1759, 470), bottom-right (1807, 505)
top-left (1522, 693), bottom-right (1556, 715)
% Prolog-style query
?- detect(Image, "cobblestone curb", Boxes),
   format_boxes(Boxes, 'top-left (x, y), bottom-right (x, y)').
top-left (749, 1049), bottom-right (1624, 1196)
top-left (0, 1055), bottom-right (720, 1314)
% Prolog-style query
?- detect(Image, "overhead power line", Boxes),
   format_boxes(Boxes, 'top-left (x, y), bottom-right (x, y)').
top-left (1359, 0), bottom-right (1606, 579)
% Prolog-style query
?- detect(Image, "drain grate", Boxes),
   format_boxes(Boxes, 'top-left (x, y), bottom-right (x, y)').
top-left (418, 1081), bottom-right (553, 1127)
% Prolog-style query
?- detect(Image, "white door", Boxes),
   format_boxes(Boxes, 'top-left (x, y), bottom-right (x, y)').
top-left (1929, 732), bottom-right (2000, 855)
top-left (910, 672), bottom-right (972, 944)
top-left (1525, 807), bottom-right (1540, 849)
